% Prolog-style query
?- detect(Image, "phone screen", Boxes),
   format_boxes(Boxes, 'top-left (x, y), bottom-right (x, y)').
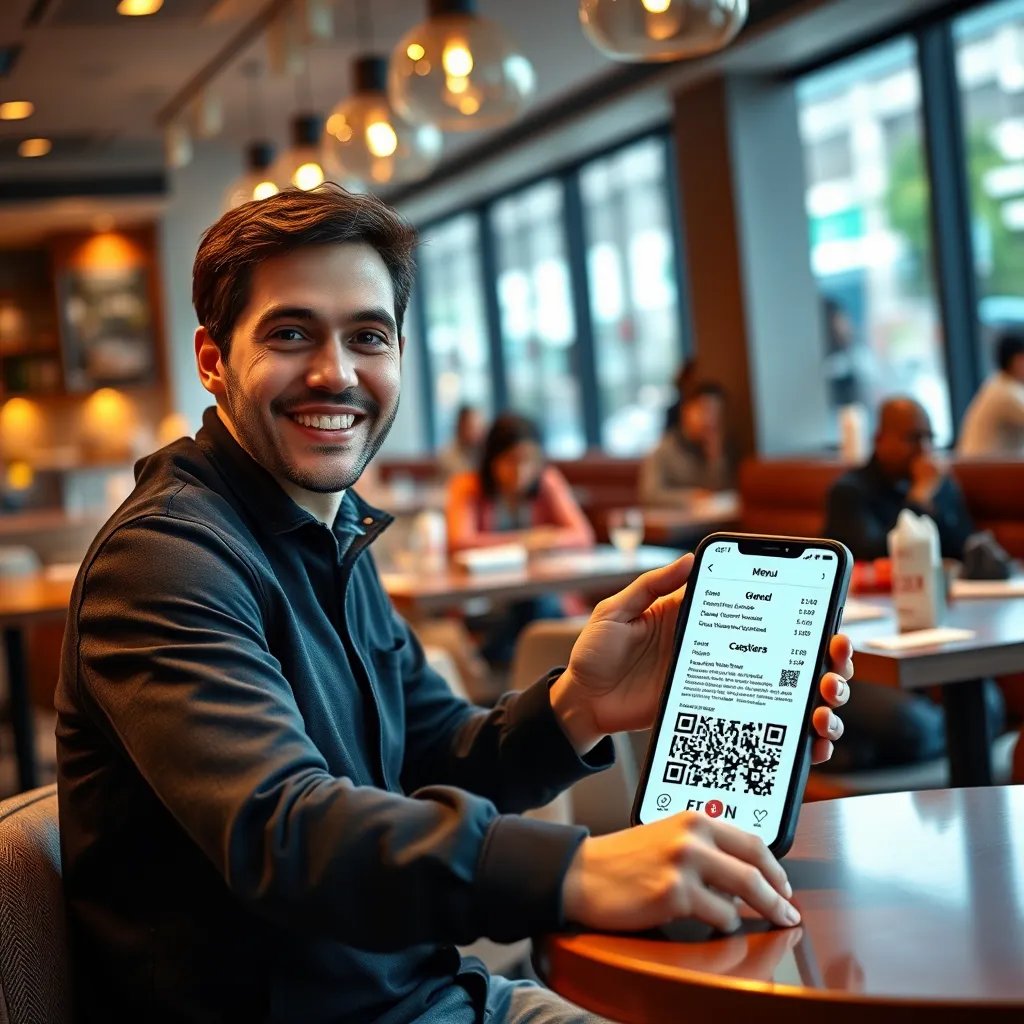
top-left (635, 539), bottom-right (843, 846)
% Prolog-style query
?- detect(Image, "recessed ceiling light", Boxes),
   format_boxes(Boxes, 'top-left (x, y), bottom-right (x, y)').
top-left (18, 138), bottom-right (51, 158)
top-left (0, 101), bottom-right (34, 120)
top-left (117, 0), bottom-right (164, 15)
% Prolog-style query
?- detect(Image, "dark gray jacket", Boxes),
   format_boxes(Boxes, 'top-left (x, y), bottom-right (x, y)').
top-left (56, 408), bottom-right (611, 1023)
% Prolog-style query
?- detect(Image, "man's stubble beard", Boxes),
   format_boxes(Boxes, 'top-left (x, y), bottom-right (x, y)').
top-left (220, 361), bottom-right (400, 494)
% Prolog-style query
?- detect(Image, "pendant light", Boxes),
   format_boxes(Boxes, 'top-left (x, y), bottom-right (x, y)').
top-left (579, 0), bottom-right (749, 63)
top-left (325, 56), bottom-right (442, 186)
top-left (224, 143), bottom-right (281, 209)
top-left (272, 113), bottom-right (327, 190)
top-left (224, 65), bottom-right (282, 209)
top-left (388, 0), bottom-right (535, 132)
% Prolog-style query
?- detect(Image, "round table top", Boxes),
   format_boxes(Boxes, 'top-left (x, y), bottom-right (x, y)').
top-left (537, 786), bottom-right (1024, 1023)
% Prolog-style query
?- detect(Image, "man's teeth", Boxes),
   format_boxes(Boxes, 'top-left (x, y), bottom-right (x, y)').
top-left (292, 413), bottom-right (355, 430)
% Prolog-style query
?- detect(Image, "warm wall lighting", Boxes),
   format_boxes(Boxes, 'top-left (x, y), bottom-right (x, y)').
top-left (18, 138), bottom-right (51, 158)
top-left (5, 461), bottom-right (34, 491)
top-left (117, 0), bottom-right (164, 15)
top-left (0, 397), bottom-right (46, 458)
top-left (0, 101), bottom-right (34, 120)
top-left (81, 388), bottom-right (138, 459)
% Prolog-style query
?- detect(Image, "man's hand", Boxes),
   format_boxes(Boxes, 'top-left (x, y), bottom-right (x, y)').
top-left (562, 812), bottom-right (800, 934)
top-left (908, 453), bottom-right (945, 508)
top-left (549, 555), bottom-right (853, 755)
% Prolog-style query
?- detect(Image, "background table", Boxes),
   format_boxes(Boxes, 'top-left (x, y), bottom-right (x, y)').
top-left (538, 786), bottom-right (1024, 1023)
top-left (841, 596), bottom-right (1024, 786)
top-left (381, 545), bottom-right (682, 620)
top-left (0, 571), bottom-right (75, 791)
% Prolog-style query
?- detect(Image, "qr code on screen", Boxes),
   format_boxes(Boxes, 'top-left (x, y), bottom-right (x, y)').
top-left (662, 712), bottom-right (786, 796)
top-left (778, 669), bottom-right (799, 688)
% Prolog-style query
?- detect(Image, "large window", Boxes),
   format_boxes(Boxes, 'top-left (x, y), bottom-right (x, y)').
top-left (955, 0), bottom-right (1024, 371)
top-left (580, 136), bottom-right (684, 456)
top-left (798, 40), bottom-right (952, 444)
top-left (490, 180), bottom-right (586, 458)
top-left (418, 213), bottom-right (494, 448)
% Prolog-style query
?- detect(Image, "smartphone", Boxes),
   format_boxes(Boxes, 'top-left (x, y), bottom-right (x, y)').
top-left (631, 533), bottom-right (852, 857)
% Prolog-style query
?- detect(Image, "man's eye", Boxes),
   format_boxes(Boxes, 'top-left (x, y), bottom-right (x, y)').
top-left (270, 328), bottom-right (307, 343)
top-left (354, 330), bottom-right (388, 347)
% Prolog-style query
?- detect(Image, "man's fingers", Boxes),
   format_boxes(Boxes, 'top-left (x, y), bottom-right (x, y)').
top-left (682, 883), bottom-right (742, 934)
top-left (828, 634), bottom-right (854, 680)
top-left (593, 553), bottom-right (694, 623)
top-left (698, 846), bottom-right (800, 929)
top-left (707, 823), bottom-right (791, 901)
top-left (812, 706), bottom-right (844, 741)
top-left (819, 672), bottom-right (849, 708)
top-left (810, 737), bottom-right (834, 765)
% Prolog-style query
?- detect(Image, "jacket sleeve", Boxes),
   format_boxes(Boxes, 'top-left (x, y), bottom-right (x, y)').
top-left (824, 477), bottom-right (890, 560)
top-left (72, 516), bottom-right (594, 950)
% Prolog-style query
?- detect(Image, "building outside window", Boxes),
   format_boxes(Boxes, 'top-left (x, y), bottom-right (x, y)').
top-left (797, 39), bottom-right (952, 444)
top-left (579, 135), bottom-right (686, 456)
top-left (954, 0), bottom-right (1024, 371)
top-left (490, 180), bottom-right (586, 457)
top-left (417, 213), bottom-right (494, 449)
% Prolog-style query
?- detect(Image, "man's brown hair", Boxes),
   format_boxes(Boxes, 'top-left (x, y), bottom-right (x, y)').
top-left (192, 183), bottom-right (418, 357)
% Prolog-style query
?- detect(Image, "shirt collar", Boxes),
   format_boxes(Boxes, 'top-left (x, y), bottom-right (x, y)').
top-left (195, 406), bottom-right (392, 540)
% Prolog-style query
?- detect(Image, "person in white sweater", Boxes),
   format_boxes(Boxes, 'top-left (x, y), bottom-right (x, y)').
top-left (958, 330), bottom-right (1024, 457)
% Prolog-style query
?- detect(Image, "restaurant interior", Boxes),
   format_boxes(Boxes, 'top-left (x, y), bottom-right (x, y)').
top-left (2, 0), bottom-right (1024, 1020)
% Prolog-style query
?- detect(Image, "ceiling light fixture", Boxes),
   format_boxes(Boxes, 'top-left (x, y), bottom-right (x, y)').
top-left (18, 138), bottom-right (51, 158)
top-left (388, 0), bottom-right (535, 132)
top-left (0, 101), bottom-right (34, 121)
top-left (225, 143), bottom-right (281, 209)
top-left (324, 55), bottom-right (442, 186)
top-left (117, 0), bottom-right (164, 16)
top-left (272, 114), bottom-right (327, 191)
top-left (579, 0), bottom-right (749, 62)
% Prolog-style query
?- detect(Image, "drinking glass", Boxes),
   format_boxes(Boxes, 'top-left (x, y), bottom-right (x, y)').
top-left (609, 508), bottom-right (644, 559)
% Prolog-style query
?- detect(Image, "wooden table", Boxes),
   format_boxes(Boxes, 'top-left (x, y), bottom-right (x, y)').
top-left (381, 545), bottom-right (683, 620)
top-left (841, 595), bottom-right (1024, 787)
top-left (0, 570), bottom-right (76, 791)
top-left (538, 786), bottom-right (1024, 1023)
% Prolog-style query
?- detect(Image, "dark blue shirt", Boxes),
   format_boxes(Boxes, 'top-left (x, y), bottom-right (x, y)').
top-left (56, 408), bottom-right (611, 1023)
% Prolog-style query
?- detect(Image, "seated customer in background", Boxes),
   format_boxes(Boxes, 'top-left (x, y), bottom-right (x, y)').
top-left (958, 329), bottom-right (1024, 458)
top-left (825, 396), bottom-right (972, 561)
top-left (447, 413), bottom-right (594, 667)
top-left (823, 395), bottom-right (1003, 771)
top-left (438, 403), bottom-right (487, 478)
top-left (447, 412), bottom-right (594, 555)
top-left (640, 382), bottom-right (734, 507)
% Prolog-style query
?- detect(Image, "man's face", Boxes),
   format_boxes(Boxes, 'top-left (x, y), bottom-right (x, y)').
top-left (875, 403), bottom-right (934, 480)
top-left (205, 242), bottom-right (402, 498)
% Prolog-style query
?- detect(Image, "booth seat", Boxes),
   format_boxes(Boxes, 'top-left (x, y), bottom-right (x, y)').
top-left (738, 455), bottom-right (1024, 558)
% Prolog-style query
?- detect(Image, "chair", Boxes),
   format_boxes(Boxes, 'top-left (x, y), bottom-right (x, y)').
top-left (509, 619), bottom-right (640, 835)
top-left (0, 784), bottom-right (72, 1024)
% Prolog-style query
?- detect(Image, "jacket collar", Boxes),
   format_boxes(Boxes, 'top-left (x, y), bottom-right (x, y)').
top-left (195, 406), bottom-right (393, 541)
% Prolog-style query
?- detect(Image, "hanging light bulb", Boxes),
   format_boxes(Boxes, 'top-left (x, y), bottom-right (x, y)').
top-left (224, 143), bottom-right (282, 210)
top-left (324, 56), bottom-right (442, 187)
top-left (271, 114), bottom-right (328, 190)
top-left (579, 0), bottom-right (749, 62)
top-left (388, 0), bottom-right (535, 132)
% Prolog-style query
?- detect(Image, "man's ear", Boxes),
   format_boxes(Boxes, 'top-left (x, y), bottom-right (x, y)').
top-left (398, 332), bottom-right (406, 358)
top-left (195, 326), bottom-right (226, 398)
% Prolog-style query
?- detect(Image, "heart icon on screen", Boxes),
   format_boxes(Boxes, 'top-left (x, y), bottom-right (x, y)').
top-left (753, 809), bottom-right (767, 824)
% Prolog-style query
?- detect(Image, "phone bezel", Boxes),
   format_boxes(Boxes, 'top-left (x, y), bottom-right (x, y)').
top-left (629, 531), bottom-right (852, 856)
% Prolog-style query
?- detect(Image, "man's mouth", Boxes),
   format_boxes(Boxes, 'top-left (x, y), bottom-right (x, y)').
top-left (289, 412), bottom-right (357, 431)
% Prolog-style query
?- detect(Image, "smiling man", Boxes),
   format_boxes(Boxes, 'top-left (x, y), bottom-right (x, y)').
top-left (56, 185), bottom-right (853, 1024)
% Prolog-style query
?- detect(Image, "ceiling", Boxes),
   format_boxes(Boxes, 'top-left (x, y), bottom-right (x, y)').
top-left (0, 0), bottom-right (974, 241)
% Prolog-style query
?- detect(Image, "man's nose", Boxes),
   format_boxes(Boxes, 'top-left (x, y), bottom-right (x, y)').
top-left (307, 338), bottom-right (357, 392)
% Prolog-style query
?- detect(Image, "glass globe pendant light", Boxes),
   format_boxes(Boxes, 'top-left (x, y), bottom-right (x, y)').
top-left (579, 0), bottom-right (749, 62)
top-left (324, 56), bottom-right (442, 187)
top-left (388, 0), bottom-right (535, 132)
top-left (271, 113), bottom-right (327, 190)
top-left (224, 142), bottom-right (281, 209)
